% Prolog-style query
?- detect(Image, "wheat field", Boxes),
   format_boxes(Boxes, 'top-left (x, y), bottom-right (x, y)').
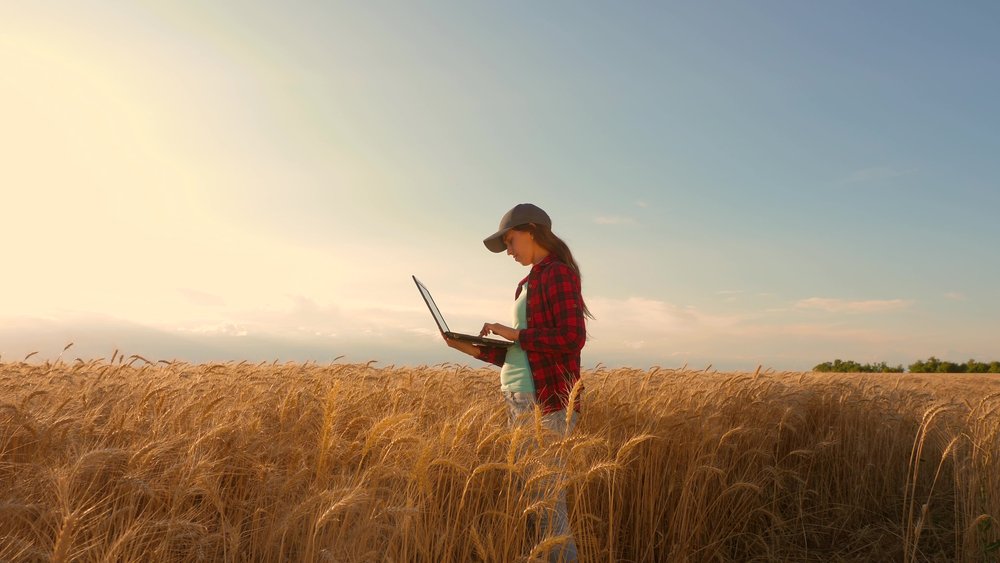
top-left (1, 355), bottom-right (999, 562)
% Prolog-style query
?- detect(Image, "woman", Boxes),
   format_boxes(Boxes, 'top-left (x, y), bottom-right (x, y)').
top-left (444, 203), bottom-right (590, 562)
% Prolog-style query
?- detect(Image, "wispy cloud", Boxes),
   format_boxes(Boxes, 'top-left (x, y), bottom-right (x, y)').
top-left (405, 327), bottom-right (439, 340)
top-left (594, 215), bottom-right (637, 225)
top-left (580, 293), bottom-right (924, 369)
top-left (635, 201), bottom-right (649, 208)
top-left (177, 288), bottom-right (227, 307)
top-left (944, 292), bottom-right (966, 301)
top-left (840, 165), bottom-right (917, 185)
top-left (587, 296), bottom-right (745, 342)
top-left (178, 322), bottom-right (249, 337)
top-left (716, 289), bottom-right (744, 303)
top-left (794, 297), bottom-right (913, 313)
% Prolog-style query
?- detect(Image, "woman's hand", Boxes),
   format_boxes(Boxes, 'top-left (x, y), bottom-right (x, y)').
top-left (480, 323), bottom-right (521, 342)
top-left (443, 336), bottom-right (482, 358)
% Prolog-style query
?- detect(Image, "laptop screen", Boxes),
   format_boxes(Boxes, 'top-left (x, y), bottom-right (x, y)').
top-left (413, 277), bottom-right (450, 334)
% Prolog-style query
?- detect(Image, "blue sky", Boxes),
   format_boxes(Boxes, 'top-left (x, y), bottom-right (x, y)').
top-left (2, 2), bottom-right (998, 370)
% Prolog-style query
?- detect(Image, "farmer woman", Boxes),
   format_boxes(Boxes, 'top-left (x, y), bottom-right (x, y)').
top-left (444, 203), bottom-right (591, 562)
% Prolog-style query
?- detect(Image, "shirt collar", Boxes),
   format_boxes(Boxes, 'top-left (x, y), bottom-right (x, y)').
top-left (519, 254), bottom-right (557, 288)
top-left (530, 253), bottom-right (557, 273)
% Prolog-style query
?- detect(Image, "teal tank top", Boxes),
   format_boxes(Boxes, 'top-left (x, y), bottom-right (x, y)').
top-left (500, 286), bottom-right (535, 394)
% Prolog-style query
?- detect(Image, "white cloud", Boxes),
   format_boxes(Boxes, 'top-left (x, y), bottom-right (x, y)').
top-left (716, 289), bottom-right (743, 303)
top-left (579, 294), bottom-right (923, 369)
top-left (584, 296), bottom-right (746, 359)
top-left (406, 327), bottom-right (440, 340)
top-left (179, 322), bottom-right (249, 337)
top-left (944, 292), bottom-right (966, 301)
top-left (794, 297), bottom-right (913, 313)
top-left (841, 165), bottom-right (916, 184)
top-left (177, 288), bottom-right (227, 307)
top-left (594, 215), bottom-right (637, 225)
top-left (0, 287), bottom-right (982, 372)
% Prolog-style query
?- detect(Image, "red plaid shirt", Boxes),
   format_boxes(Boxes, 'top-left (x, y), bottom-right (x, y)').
top-left (478, 255), bottom-right (586, 414)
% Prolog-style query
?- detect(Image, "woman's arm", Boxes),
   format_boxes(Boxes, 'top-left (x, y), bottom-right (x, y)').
top-left (444, 336), bottom-right (507, 367)
top-left (444, 337), bottom-right (480, 358)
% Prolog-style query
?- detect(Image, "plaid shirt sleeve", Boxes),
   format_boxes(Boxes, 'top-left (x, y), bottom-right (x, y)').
top-left (476, 346), bottom-right (506, 368)
top-left (517, 262), bottom-right (586, 354)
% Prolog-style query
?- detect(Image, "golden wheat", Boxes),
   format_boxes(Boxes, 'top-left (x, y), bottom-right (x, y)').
top-left (1, 360), bottom-right (999, 561)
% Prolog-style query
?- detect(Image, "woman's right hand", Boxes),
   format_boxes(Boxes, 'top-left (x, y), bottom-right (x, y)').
top-left (443, 336), bottom-right (482, 359)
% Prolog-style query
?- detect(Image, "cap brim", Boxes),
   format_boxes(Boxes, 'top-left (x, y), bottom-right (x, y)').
top-left (483, 227), bottom-right (510, 253)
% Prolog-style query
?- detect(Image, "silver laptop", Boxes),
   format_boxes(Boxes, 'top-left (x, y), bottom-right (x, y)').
top-left (413, 276), bottom-right (513, 348)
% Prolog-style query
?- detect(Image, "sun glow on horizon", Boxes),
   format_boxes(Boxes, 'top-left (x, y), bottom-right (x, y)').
top-left (0, 12), bottom-right (368, 324)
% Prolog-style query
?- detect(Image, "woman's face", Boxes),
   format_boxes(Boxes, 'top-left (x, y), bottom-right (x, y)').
top-left (503, 229), bottom-right (536, 266)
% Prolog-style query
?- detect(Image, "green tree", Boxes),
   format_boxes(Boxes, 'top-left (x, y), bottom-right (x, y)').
top-left (812, 359), bottom-right (903, 373)
top-left (910, 357), bottom-right (943, 373)
top-left (907, 357), bottom-right (1000, 373)
top-left (872, 362), bottom-right (904, 373)
top-left (821, 357), bottom-right (997, 374)
top-left (966, 359), bottom-right (989, 373)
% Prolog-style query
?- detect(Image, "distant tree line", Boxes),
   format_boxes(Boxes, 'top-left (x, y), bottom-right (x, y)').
top-left (814, 357), bottom-right (1000, 373)
top-left (908, 357), bottom-right (1000, 373)
top-left (813, 359), bottom-right (904, 373)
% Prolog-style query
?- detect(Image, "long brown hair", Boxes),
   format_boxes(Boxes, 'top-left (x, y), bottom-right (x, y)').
top-left (513, 223), bottom-right (595, 320)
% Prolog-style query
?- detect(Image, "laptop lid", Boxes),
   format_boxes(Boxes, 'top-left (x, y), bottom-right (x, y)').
top-left (413, 276), bottom-right (450, 334)
top-left (412, 275), bottom-right (513, 348)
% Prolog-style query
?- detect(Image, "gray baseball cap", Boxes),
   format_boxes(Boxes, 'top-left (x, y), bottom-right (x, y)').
top-left (483, 203), bottom-right (552, 253)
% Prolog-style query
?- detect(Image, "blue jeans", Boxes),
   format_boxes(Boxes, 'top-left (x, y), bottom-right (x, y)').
top-left (502, 390), bottom-right (579, 562)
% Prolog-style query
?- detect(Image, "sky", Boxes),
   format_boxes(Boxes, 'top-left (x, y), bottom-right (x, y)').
top-left (2, 2), bottom-right (998, 371)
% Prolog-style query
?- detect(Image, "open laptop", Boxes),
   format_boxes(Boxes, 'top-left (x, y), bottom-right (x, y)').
top-left (413, 276), bottom-right (514, 348)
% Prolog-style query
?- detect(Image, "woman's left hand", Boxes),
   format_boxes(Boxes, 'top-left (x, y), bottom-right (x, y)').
top-left (480, 323), bottom-right (520, 342)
